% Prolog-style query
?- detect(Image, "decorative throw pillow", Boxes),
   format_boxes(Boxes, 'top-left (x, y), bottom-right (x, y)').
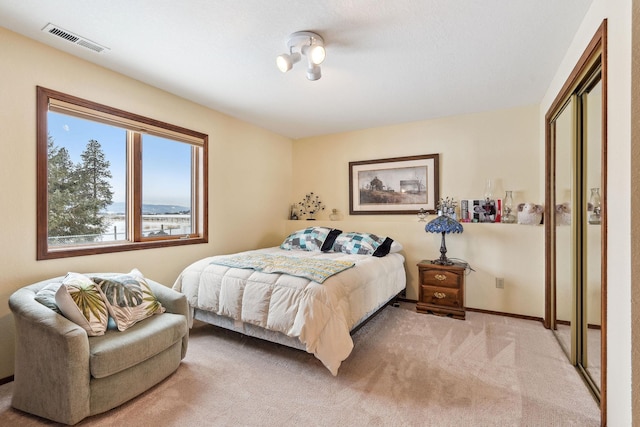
top-left (55, 273), bottom-right (109, 336)
top-left (389, 241), bottom-right (403, 253)
top-left (331, 232), bottom-right (394, 257)
top-left (372, 237), bottom-right (395, 257)
top-left (34, 282), bottom-right (63, 314)
top-left (280, 227), bottom-right (342, 252)
top-left (321, 228), bottom-right (342, 251)
top-left (91, 269), bottom-right (165, 332)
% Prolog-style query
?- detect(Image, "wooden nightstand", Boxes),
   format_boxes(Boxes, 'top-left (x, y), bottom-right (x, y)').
top-left (416, 261), bottom-right (466, 320)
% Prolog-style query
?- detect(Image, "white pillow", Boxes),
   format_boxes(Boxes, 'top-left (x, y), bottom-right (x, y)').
top-left (55, 272), bottom-right (109, 336)
top-left (390, 241), bottom-right (403, 253)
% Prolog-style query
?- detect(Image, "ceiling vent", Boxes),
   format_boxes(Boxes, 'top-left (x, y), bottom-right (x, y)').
top-left (41, 23), bottom-right (109, 53)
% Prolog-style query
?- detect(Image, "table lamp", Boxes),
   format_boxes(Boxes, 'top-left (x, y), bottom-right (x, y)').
top-left (425, 214), bottom-right (464, 265)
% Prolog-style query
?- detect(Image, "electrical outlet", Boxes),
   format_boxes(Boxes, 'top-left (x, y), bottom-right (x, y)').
top-left (496, 277), bottom-right (504, 289)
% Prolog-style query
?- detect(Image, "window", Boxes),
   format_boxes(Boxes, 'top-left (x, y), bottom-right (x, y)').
top-left (37, 87), bottom-right (208, 259)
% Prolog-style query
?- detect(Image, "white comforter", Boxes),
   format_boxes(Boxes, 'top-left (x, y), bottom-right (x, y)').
top-left (173, 247), bottom-right (406, 375)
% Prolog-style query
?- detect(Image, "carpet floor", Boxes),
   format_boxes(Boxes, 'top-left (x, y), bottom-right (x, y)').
top-left (0, 303), bottom-right (600, 426)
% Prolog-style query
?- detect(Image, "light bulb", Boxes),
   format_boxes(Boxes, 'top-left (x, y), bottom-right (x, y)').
top-left (276, 55), bottom-right (290, 72)
top-left (308, 44), bottom-right (326, 65)
top-left (276, 52), bottom-right (300, 73)
top-left (302, 43), bottom-right (326, 65)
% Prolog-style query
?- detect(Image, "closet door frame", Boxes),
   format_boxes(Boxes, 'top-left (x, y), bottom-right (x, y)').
top-left (544, 19), bottom-right (607, 419)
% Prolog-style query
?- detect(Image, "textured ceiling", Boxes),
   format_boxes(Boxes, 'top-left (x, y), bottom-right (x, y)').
top-left (0, 0), bottom-right (593, 139)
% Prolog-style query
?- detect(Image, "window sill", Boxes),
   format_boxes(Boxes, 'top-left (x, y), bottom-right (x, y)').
top-left (37, 236), bottom-right (207, 260)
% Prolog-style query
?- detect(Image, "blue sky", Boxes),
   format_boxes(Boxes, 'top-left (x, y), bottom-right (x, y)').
top-left (48, 112), bottom-right (192, 206)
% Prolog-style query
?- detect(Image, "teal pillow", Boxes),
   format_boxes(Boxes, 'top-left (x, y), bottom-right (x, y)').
top-left (280, 227), bottom-right (341, 252)
top-left (34, 282), bottom-right (62, 314)
top-left (331, 232), bottom-right (391, 256)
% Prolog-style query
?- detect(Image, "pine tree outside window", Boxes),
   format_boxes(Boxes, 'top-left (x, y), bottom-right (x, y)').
top-left (37, 87), bottom-right (208, 259)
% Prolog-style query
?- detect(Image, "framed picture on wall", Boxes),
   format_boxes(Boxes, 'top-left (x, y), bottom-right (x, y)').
top-left (349, 154), bottom-right (440, 215)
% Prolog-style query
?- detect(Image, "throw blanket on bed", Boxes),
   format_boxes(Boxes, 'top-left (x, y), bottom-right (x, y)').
top-left (210, 253), bottom-right (354, 283)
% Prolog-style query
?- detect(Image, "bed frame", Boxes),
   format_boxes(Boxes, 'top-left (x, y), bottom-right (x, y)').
top-left (192, 290), bottom-right (404, 351)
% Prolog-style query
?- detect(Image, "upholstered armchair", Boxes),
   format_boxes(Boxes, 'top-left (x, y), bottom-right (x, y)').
top-left (9, 275), bottom-right (189, 425)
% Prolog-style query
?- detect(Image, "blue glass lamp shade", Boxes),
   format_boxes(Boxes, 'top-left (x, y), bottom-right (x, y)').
top-left (425, 215), bottom-right (464, 265)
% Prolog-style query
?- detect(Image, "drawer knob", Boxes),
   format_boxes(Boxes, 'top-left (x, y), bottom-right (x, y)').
top-left (433, 291), bottom-right (446, 299)
top-left (434, 274), bottom-right (447, 281)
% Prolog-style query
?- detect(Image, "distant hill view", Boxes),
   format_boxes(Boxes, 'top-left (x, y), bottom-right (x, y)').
top-left (104, 202), bottom-right (190, 215)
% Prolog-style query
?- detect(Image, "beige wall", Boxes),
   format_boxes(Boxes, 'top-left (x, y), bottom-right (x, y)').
top-left (290, 105), bottom-right (543, 315)
top-left (540, 0), bottom-right (632, 424)
top-left (0, 27), bottom-right (293, 379)
top-left (631, 1), bottom-right (639, 423)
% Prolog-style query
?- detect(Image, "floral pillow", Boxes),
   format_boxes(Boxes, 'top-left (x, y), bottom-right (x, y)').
top-left (55, 273), bottom-right (109, 336)
top-left (280, 227), bottom-right (342, 252)
top-left (331, 232), bottom-right (394, 257)
top-left (91, 269), bottom-right (165, 332)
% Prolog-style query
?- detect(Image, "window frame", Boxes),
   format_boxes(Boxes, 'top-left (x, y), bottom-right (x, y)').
top-left (36, 86), bottom-right (208, 260)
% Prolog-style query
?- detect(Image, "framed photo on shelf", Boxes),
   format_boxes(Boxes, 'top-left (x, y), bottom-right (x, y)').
top-left (349, 154), bottom-right (439, 215)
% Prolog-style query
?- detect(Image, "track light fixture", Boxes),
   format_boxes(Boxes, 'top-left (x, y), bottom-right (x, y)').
top-left (276, 31), bottom-right (326, 81)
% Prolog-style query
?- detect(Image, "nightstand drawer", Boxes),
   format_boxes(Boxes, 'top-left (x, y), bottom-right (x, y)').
top-left (420, 285), bottom-right (461, 308)
top-left (420, 269), bottom-right (461, 288)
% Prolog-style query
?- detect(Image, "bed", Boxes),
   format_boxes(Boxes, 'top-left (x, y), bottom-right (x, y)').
top-left (172, 227), bottom-right (406, 375)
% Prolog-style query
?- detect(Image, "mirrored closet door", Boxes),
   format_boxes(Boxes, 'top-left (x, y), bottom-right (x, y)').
top-left (545, 21), bottom-right (607, 411)
top-left (550, 95), bottom-right (576, 360)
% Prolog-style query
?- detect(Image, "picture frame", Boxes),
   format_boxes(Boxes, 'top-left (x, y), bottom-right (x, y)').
top-left (349, 154), bottom-right (440, 215)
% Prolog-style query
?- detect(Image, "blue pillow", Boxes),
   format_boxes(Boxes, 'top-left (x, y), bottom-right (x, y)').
top-left (280, 227), bottom-right (342, 252)
top-left (34, 282), bottom-right (63, 314)
top-left (332, 232), bottom-right (394, 257)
